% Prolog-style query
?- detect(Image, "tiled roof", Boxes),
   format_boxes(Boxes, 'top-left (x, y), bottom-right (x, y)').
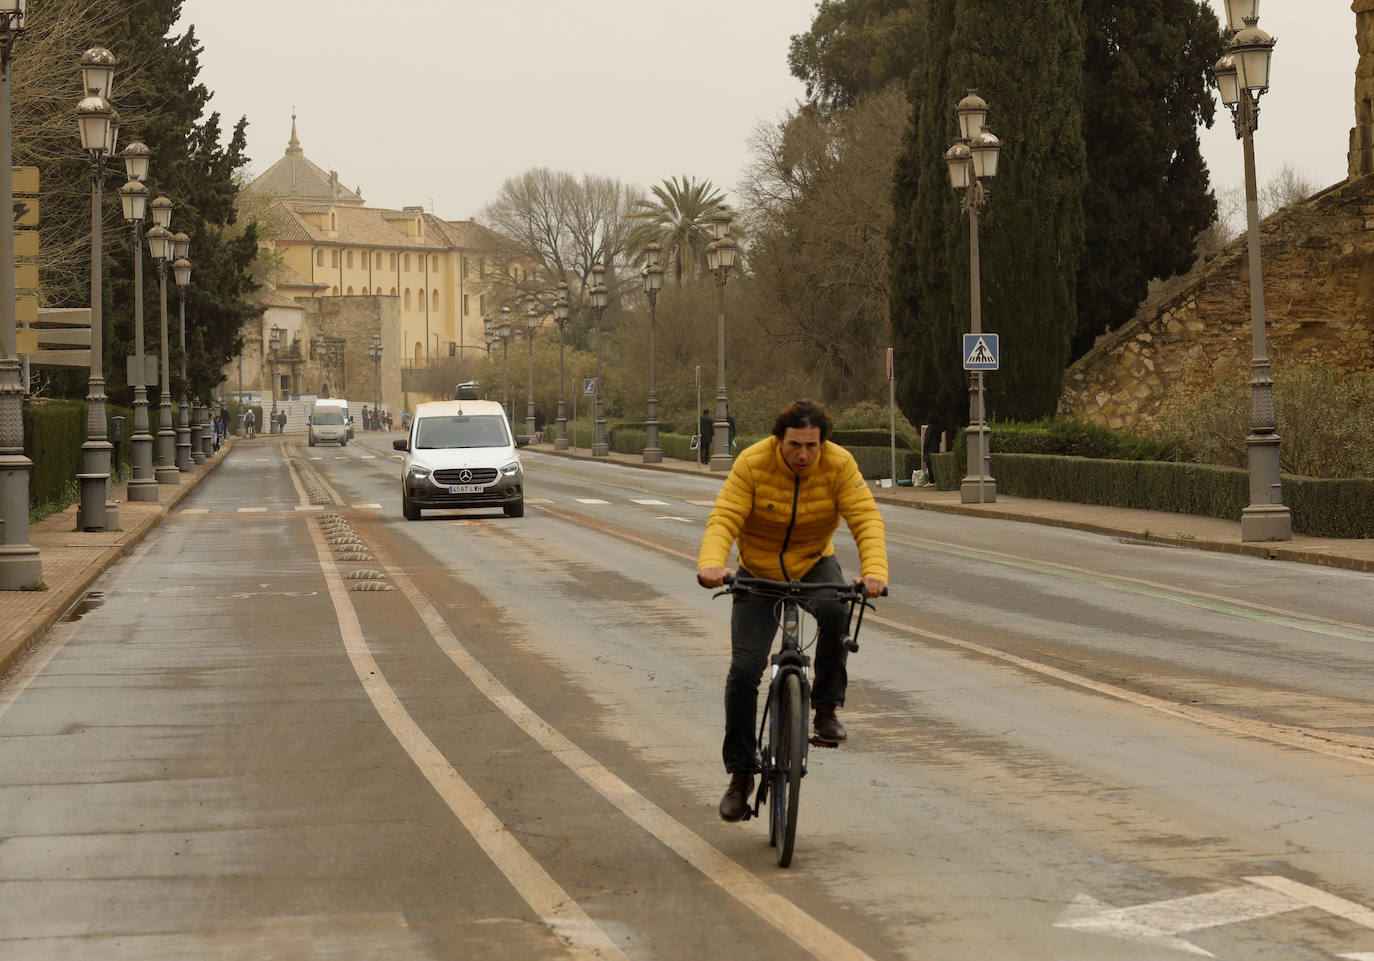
top-left (244, 116), bottom-right (364, 206)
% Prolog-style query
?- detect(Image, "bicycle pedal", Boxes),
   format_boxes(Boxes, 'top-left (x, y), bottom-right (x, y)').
top-left (809, 737), bottom-right (840, 748)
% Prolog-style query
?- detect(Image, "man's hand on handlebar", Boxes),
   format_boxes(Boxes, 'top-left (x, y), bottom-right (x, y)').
top-left (697, 566), bottom-right (733, 589)
top-left (855, 575), bottom-right (887, 599)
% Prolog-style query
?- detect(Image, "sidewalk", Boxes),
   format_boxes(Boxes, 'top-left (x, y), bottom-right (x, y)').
top-left (0, 437), bottom-right (239, 678)
top-left (3, 435), bottom-right (1370, 680)
top-left (528, 442), bottom-right (1374, 573)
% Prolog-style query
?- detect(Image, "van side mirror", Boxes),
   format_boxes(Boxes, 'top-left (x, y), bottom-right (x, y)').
top-left (514, 435), bottom-right (530, 448)
top-left (392, 438), bottom-right (408, 451)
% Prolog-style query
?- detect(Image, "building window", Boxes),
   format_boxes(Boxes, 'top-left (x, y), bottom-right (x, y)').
top-left (330, 250), bottom-right (339, 268)
top-left (432, 289), bottom-right (439, 311)
top-left (375, 252), bottom-right (382, 268)
top-left (479, 294), bottom-right (485, 314)
top-left (432, 255), bottom-right (438, 271)
top-left (463, 294), bottom-right (469, 316)
top-left (390, 253), bottom-right (397, 270)
top-left (404, 253), bottom-right (411, 272)
top-left (362, 287), bottom-right (369, 295)
top-left (316, 249), bottom-right (324, 267)
top-left (332, 286), bottom-right (339, 295)
top-left (462, 256), bottom-right (469, 277)
top-left (346, 286), bottom-right (354, 295)
top-left (404, 288), bottom-right (411, 310)
top-left (390, 287), bottom-right (396, 296)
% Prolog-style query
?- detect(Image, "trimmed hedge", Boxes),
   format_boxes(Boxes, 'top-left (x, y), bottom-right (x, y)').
top-left (23, 399), bottom-right (136, 513)
top-left (831, 428), bottom-right (914, 450)
top-left (990, 453), bottom-right (1374, 539)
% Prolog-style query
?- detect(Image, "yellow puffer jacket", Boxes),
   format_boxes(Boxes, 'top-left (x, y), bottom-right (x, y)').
top-left (697, 437), bottom-right (888, 582)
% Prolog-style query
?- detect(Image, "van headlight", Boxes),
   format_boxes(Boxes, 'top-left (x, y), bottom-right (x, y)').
top-left (408, 465), bottom-right (432, 480)
top-left (499, 461), bottom-right (520, 477)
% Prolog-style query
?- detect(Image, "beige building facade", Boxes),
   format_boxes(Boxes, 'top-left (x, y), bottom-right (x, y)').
top-left (235, 117), bottom-right (501, 412)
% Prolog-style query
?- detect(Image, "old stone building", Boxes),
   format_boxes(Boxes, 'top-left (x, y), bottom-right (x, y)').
top-left (1061, 5), bottom-right (1374, 432)
top-left (231, 116), bottom-right (502, 413)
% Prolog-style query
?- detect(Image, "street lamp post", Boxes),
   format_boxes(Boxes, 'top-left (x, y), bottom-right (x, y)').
top-left (483, 315), bottom-right (493, 361)
top-left (589, 263), bottom-right (609, 457)
top-left (1213, 2), bottom-right (1291, 542)
top-left (0, 0), bottom-right (41, 588)
top-left (945, 90), bottom-right (1002, 504)
top-left (367, 333), bottom-right (382, 417)
top-left (705, 209), bottom-right (736, 471)
top-left (268, 325), bottom-right (281, 430)
top-left (75, 46), bottom-right (118, 531)
top-left (118, 143), bottom-right (157, 502)
top-left (171, 231), bottom-right (192, 470)
top-left (525, 299), bottom-right (537, 438)
top-left (499, 306), bottom-right (512, 423)
top-left (553, 282), bottom-right (569, 450)
top-left (641, 242), bottom-right (664, 463)
top-left (147, 197), bottom-right (178, 484)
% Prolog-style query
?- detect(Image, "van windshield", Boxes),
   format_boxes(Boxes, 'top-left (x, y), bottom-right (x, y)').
top-left (311, 408), bottom-right (344, 425)
top-left (415, 414), bottom-right (509, 449)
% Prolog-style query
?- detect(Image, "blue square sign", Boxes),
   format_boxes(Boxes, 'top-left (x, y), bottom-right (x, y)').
top-left (963, 333), bottom-right (999, 371)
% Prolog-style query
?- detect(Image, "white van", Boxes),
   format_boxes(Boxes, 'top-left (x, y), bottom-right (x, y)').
top-left (308, 398), bottom-right (349, 447)
top-left (392, 399), bottom-right (526, 520)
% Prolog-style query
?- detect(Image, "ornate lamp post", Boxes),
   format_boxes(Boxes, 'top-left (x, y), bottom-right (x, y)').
top-left (367, 333), bottom-right (382, 417)
top-left (171, 231), bottom-right (192, 470)
top-left (553, 281), bottom-right (570, 450)
top-left (75, 46), bottom-right (117, 530)
top-left (268, 325), bottom-right (281, 428)
top-left (641, 242), bottom-right (664, 463)
top-left (118, 143), bottom-right (156, 502)
top-left (589, 263), bottom-right (609, 457)
top-left (146, 197), bottom-right (178, 484)
top-left (945, 90), bottom-right (1001, 504)
top-left (704, 209), bottom-right (736, 471)
top-left (498, 306), bottom-right (512, 422)
top-left (524, 298), bottom-right (537, 438)
top-left (0, 0), bottom-right (40, 588)
top-left (1213, 2), bottom-right (1290, 542)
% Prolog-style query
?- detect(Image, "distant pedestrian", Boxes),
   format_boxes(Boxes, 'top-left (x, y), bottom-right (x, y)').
top-left (726, 407), bottom-right (737, 453)
top-left (698, 408), bottom-right (712, 464)
top-left (244, 407), bottom-right (255, 439)
top-left (921, 411), bottom-right (942, 486)
top-left (386, 411), bottom-right (393, 431)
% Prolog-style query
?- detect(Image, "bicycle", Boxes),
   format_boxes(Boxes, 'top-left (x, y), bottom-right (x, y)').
top-left (715, 574), bottom-right (882, 867)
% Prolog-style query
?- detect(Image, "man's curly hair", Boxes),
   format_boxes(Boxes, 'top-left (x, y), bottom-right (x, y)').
top-left (772, 399), bottom-right (832, 442)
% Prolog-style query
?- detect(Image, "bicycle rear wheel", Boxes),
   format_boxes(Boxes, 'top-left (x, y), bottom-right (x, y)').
top-left (771, 672), bottom-right (805, 867)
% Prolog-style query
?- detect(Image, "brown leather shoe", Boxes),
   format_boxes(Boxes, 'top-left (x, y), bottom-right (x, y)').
top-left (718, 772), bottom-right (754, 821)
top-left (814, 704), bottom-right (847, 742)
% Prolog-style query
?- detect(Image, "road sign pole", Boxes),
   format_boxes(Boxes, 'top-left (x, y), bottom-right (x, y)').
top-left (0, 40), bottom-right (43, 588)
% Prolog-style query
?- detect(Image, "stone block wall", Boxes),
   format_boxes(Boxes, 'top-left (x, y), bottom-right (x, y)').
top-left (1355, 0), bottom-right (1374, 179)
top-left (1060, 174), bottom-right (1374, 431)
top-left (298, 295), bottom-right (402, 415)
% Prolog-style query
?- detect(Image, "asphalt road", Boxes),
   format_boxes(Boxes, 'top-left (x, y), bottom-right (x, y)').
top-left (0, 433), bottom-right (1372, 960)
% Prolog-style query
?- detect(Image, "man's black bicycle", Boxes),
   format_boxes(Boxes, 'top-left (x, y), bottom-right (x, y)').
top-left (716, 574), bottom-right (881, 867)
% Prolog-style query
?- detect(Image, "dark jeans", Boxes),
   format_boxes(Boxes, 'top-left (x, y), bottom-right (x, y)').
top-left (722, 556), bottom-right (849, 774)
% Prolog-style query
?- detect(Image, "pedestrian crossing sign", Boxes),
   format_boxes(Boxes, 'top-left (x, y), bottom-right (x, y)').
top-left (963, 333), bottom-right (999, 371)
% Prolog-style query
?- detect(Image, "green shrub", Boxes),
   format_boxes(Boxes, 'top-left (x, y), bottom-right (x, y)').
top-left (21, 399), bottom-right (136, 518)
top-left (831, 429), bottom-right (913, 449)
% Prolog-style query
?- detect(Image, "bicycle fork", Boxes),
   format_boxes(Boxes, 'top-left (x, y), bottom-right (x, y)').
top-left (749, 607), bottom-right (812, 820)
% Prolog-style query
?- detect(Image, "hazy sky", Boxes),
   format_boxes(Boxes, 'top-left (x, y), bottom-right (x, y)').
top-left (177, 1), bottom-right (1357, 223)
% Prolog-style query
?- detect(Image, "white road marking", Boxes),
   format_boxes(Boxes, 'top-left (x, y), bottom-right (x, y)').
top-left (574, 498), bottom-right (609, 505)
top-left (526, 498), bottom-right (555, 505)
top-left (304, 522), bottom-right (629, 961)
top-left (181, 508), bottom-right (209, 514)
top-left (354, 503), bottom-right (383, 510)
top-left (359, 455), bottom-right (376, 460)
top-left (310, 457), bottom-right (322, 461)
top-left (373, 544), bottom-right (880, 961)
top-left (236, 507), bottom-right (267, 513)
top-left (1056, 877), bottom-right (1374, 957)
top-left (654, 516), bottom-right (694, 524)
top-left (632, 498), bottom-right (668, 505)
top-left (294, 505), bottom-right (323, 511)
top-left (687, 499), bottom-right (716, 507)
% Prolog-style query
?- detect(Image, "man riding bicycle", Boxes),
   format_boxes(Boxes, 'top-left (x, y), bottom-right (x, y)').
top-left (697, 400), bottom-right (888, 821)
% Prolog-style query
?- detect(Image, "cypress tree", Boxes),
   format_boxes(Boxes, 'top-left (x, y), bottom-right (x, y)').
top-left (891, 0), bottom-right (1086, 428)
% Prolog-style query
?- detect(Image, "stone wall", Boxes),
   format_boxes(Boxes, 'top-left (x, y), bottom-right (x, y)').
top-left (1354, 1), bottom-right (1374, 179)
top-left (298, 295), bottom-right (403, 415)
top-left (1060, 174), bottom-right (1374, 431)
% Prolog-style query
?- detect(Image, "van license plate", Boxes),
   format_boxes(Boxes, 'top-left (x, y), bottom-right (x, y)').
top-left (448, 484), bottom-right (482, 494)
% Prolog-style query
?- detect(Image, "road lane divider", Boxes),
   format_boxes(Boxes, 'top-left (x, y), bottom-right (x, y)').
top-left (365, 534), bottom-right (881, 961)
top-left (302, 516), bottom-right (630, 961)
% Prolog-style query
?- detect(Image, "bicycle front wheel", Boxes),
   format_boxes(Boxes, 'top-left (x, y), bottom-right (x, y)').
top-left (771, 671), bottom-right (805, 867)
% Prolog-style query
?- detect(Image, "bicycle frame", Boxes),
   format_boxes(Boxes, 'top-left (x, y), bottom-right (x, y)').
top-left (750, 595), bottom-right (812, 821)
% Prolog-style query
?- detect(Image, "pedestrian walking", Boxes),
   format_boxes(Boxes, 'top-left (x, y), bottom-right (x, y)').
top-left (921, 411), bottom-right (942, 486)
top-left (699, 408), bottom-right (712, 465)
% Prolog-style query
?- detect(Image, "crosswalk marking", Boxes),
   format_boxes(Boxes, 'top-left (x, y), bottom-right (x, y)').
top-left (632, 498), bottom-right (668, 505)
top-left (575, 498), bottom-right (610, 505)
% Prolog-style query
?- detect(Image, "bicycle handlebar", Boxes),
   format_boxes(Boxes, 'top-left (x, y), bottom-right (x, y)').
top-left (722, 574), bottom-right (888, 599)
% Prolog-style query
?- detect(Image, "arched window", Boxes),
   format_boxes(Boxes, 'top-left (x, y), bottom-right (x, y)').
top-left (330, 213), bottom-right (336, 231)
top-left (346, 250), bottom-right (354, 268)
top-left (390, 287), bottom-right (397, 296)
top-left (432, 289), bottom-right (439, 311)
top-left (316, 249), bottom-right (324, 267)
top-left (346, 286), bottom-right (354, 295)
top-left (362, 286), bottom-right (369, 296)
top-left (404, 288), bottom-right (411, 310)
top-left (431, 255), bottom-right (438, 271)
top-left (331, 286), bottom-right (339, 295)
top-left (404, 253), bottom-right (411, 272)
top-left (414, 342), bottom-right (423, 363)
top-left (390, 253), bottom-right (397, 270)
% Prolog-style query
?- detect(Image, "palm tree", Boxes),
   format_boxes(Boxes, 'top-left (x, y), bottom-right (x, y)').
top-left (626, 176), bottom-right (727, 284)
